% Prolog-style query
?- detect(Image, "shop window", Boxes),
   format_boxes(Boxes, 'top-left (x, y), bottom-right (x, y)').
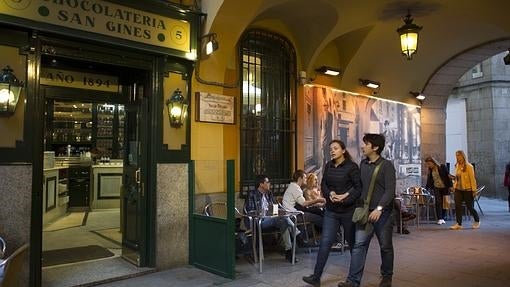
top-left (239, 29), bottom-right (297, 195)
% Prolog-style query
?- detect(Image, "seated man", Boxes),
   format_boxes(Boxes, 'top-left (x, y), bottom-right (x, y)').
top-left (244, 174), bottom-right (298, 263)
top-left (282, 170), bottom-right (326, 238)
top-left (394, 198), bottom-right (416, 234)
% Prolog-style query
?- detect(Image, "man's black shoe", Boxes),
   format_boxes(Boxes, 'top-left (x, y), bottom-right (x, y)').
top-left (285, 249), bottom-right (298, 263)
top-left (302, 274), bottom-right (320, 287)
top-left (379, 276), bottom-right (392, 287)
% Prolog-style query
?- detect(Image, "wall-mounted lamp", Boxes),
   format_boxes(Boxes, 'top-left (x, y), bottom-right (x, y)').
top-left (166, 88), bottom-right (188, 128)
top-left (359, 79), bottom-right (380, 89)
top-left (410, 91), bottom-right (425, 105)
top-left (201, 33), bottom-right (219, 56)
top-left (0, 66), bottom-right (23, 117)
top-left (315, 66), bottom-right (341, 76)
top-left (410, 91), bottom-right (425, 100)
top-left (397, 11), bottom-right (422, 60)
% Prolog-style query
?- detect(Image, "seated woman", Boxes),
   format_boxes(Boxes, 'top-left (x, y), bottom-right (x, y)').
top-left (302, 173), bottom-right (326, 216)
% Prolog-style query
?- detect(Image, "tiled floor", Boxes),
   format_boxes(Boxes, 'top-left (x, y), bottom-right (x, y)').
top-left (96, 198), bottom-right (510, 287)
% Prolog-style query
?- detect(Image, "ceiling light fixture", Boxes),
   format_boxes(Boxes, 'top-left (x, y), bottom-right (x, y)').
top-left (315, 66), bottom-right (341, 76)
top-left (397, 10), bottom-right (422, 60)
top-left (359, 79), bottom-right (380, 89)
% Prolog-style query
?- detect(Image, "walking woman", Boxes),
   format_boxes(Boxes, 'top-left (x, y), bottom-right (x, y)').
top-left (302, 139), bottom-right (361, 286)
top-left (450, 150), bottom-right (480, 230)
top-left (425, 156), bottom-right (453, 225)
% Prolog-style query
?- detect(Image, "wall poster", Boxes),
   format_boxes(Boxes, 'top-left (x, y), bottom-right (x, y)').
top-left (303, 85), bottom-right (422, 191)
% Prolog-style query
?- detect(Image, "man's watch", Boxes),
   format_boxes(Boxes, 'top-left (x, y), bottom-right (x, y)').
top-left (376, 206), bottom-right (383, 211)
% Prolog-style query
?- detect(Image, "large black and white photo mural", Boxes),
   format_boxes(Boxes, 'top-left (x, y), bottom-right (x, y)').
top-left (304, 85), bottom-right (422, 190)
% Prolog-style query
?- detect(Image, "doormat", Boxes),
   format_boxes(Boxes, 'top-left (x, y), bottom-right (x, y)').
top-left (42, 245), bottom-right (114, 267)
top-left (91, 228), bottom-right (122, 246)
top-left (43, 212), bottom-right (87, 232)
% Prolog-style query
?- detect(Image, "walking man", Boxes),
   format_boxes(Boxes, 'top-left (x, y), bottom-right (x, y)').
top-left (338, 133), bottom-right (396, 287)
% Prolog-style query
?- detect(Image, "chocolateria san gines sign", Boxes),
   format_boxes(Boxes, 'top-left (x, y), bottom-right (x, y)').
top-left (0, 0), bottom-right (190, 51)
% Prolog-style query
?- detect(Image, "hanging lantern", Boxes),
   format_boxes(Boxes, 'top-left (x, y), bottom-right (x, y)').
top-left (397, 12), bottom-right (422, 60)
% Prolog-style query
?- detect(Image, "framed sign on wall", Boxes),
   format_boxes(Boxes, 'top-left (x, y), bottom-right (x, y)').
top-left (196, 92), bottom-right (235, 124)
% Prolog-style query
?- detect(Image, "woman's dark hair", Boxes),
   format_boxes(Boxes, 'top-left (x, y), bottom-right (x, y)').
top-left (362, 133), bottom-right (385, 155)
top-left (424, 156), bottom-right (440, 167)
top-left (329, 139), bottom-right (352, 160)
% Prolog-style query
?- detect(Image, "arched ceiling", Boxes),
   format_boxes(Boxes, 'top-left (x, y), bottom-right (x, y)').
top-left (207, 0), bottom-right (510, 106)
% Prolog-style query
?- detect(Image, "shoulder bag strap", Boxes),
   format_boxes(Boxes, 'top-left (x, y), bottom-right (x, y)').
top-left (365, 161), bottom-right (383, 205)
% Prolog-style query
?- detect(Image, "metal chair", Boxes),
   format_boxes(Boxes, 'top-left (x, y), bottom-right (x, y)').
top-left (461, 185), bottom-right (485, 218)
top-left (204, 201), bottom-right (228, 218)
top-left (474, 185), bottom-right (485, 216)
top-left (0, 243), bottom-right (29, 287)
top-left (0, 237), bottom-right (5, 260)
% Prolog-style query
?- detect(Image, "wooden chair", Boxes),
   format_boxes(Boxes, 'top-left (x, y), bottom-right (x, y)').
top-left (0, 243), bottom-right (29, 287)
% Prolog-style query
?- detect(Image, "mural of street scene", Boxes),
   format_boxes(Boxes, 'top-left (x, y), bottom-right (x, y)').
top-left (303, 85), bottom-right (422, 191)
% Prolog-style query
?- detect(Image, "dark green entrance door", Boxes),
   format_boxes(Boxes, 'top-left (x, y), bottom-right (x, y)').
top-left (122, 83), bottom-right (147, 266)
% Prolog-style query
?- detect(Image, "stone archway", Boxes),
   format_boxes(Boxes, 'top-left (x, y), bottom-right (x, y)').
top-left (421, 39), bottom-right (510, 197)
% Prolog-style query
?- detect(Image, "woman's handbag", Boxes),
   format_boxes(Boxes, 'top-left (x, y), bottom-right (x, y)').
top-left (352, 162), bottom-right (382, 224)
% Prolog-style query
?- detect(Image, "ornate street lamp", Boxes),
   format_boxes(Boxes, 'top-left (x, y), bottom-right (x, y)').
top-left (397, 11), bottom-right (422, 60)
top-left (0, 66), bottom-right (23, 116)
top-left (166, 88), bottom-right (188, 128)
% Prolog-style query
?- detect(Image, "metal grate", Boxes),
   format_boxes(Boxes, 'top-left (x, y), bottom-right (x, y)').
top-left (239, 29), bottom-right (297, 197)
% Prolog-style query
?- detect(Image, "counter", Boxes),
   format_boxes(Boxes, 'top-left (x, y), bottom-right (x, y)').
top-left (91, 164), bottom-right (123, 209)
top-left (42, 166), bottom-right (69, 226)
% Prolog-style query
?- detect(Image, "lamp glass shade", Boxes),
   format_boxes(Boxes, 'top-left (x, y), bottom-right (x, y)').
top-left (0, 66), bottom-right (23, 116)
top-left (400, 32), bottom-right (419, 59)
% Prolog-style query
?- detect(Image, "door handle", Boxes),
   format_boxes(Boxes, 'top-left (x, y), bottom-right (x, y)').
top-left (135, 168), bottom-right (140, 184)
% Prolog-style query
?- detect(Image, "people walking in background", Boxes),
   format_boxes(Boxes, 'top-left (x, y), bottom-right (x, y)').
top-left (425, 156), bottom-right (453, 225)
top-left (450, 150), bottom-right (480, 230)
top-left (338, 133), bottom-right (396, 287)
top-left (504, 162), bottom-right (510, 212)
top-left (302, 139), bottom-right (361, 287)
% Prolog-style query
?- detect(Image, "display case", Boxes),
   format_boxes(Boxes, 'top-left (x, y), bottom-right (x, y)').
top-left (93, 103), bottom-right (124, 159)
top-left (46, 101), bottom-right (125, 159)
top-left (46, 101), bottom-right (93, 156)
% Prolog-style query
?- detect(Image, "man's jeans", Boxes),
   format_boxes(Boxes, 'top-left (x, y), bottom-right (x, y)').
top-left (260, 216), bottom-right (294, 250)
top-left (313, 210), bottom-right (355, 277)
top-left (347, 209), bottom-right (394, 286)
